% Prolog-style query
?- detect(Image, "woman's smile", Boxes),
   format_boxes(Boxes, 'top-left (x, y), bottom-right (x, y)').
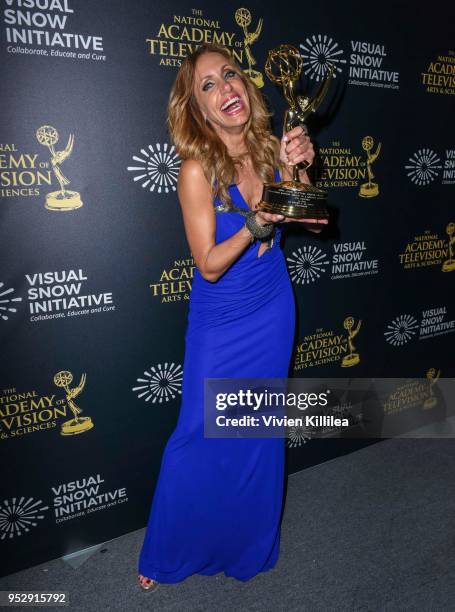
top-left (220, 94), bottom-right (245, 115)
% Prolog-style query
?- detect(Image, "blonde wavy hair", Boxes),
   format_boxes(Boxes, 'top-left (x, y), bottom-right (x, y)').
top-left (167, 43), bottom-right (279, 208)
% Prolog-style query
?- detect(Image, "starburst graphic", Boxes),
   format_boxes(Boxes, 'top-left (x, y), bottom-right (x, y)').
top-left (0, 282), bottom-right (23, 321)
top-left (0, 497), bottom-right (49, 540)
top-left (384, 314), bottom-right (419, 346)
top-left (287, 246), bottom-right (330, 284)
top-left (132, 362), bottom-right (183, 403)
top-left (299, 34), bottom-right (346, 80)
top-left (405, 149), bottom-right (442, 185)
top-left (287, 425), bottom-right (311, 447)
top-left (127, 143), bottom-right (181, 193)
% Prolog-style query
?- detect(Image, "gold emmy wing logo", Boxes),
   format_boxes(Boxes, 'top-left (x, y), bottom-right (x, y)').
top-left (53, 371), bottom-right (94, 435)
top-left (341, 316), bottom-right (362, 367)
top-left (424, 367), bottom-right (440, 410)
top-left (36, 125), bottom-right (83, 211)
top-left (442, 222), bottom-right (455, 272)
top-left (359, 136), bottom-right (381, 198)
top-left (234, 8), bottom-right (264, 88)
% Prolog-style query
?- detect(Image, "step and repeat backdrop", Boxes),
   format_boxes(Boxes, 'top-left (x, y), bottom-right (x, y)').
top-left (1, 0), bottom-right (454, 575)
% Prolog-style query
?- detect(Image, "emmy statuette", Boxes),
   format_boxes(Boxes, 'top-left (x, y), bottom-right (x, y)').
top-left (258, 44), bottom-right (334, 219)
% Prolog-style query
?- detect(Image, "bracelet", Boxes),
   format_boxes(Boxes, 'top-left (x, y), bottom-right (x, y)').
top-left (245, 211), bottom-right (275, 240)
top-left (241, 224), bottom-right (255, 243)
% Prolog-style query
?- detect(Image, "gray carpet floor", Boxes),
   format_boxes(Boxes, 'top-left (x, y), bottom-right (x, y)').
top-left (2, 438), bottom-right (455, 611)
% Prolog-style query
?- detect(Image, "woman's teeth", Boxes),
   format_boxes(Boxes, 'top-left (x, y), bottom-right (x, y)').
top-left (221, 96), bottom-right (242, 114)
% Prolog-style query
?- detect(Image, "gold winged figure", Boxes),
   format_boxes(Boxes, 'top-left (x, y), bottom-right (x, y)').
top-left (36, 125), bottom-right (83, 210)
top-left (53, 370), bottom-right (94, 435)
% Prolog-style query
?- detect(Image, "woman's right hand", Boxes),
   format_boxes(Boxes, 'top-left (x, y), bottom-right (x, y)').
top-left (255, 210), bottom-right (285, 226)
top-left (255, 209), bottom-right (328, 233)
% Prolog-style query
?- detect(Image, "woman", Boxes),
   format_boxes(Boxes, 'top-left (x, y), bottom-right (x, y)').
top-left (137, 43), bottom-right (327, 590)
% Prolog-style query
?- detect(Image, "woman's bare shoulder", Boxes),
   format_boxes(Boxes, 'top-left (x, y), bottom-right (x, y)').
top-left (177, 159), bottom-right (212, 208)
top-left (179, 159), bottom-right (207, 183)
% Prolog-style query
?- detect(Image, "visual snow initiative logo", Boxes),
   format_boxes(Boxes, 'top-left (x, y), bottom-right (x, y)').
top-left (0, 282), bottom-right (23, 321)
top-left (287, 246), bottom-right (330, 284)
top-left (384, 314), bottom-right (419, 346)
top-left (127, 143), bottom-right (180, 193)
top-left (0, 497), bottom-right (49, 540)
top-left (405, 149), bottom-right (442, 185)
top-left (299, 34), bottom-right (346, 80)
top-left (132, 362), bottom-right (183, 403)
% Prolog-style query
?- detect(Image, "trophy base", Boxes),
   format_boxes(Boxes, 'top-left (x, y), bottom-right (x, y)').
top-left (259, 181), bottom-right (329, 219)
top-left (359, 182), bottom-right (379, 198)
top-left (45, 190), bottom-right (83, 211)
top-left (423, 397), bottom-right (437, 410)
top-left (60, 416), bottom-right (94, 436)
top-left (341, 353), bottom-right (360, 368)
top-left (442, 259), bottom-right (455, 272)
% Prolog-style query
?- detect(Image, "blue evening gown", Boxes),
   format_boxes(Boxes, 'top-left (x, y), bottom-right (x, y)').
top-left (138, 169), bottom-right (296, 582)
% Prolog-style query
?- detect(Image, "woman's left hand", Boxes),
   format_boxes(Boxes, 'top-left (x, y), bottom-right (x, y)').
top-left (279, 125), bottom-right (315, 169)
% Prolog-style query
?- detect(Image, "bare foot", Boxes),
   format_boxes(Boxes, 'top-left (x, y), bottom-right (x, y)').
top-left (137, 574), bottom-right (159, 591)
